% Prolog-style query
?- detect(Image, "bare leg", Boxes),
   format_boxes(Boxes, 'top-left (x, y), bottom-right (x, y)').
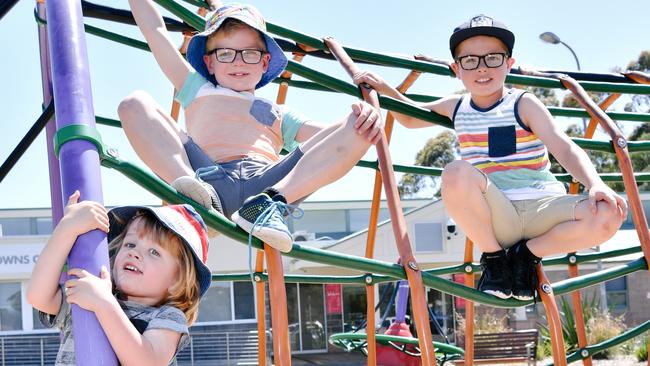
top-left (273, 113), bottom-right (372, 202)
top-left (440, 160), bottom-right (502, 253)
top-left (527, 200), bottom-right (622, 257)
top-left (118, 90), bottom-right (194, 183)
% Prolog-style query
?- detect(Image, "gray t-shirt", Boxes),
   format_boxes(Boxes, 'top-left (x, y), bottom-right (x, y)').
top-left (39, 289), bottom-right (189, 366)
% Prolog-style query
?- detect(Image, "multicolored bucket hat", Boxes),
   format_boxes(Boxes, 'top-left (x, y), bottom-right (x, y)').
top-left (108, 204), bottom-right (212, 298)
top-left (449, 14), bottom-right (515, 57)
top-left (186, 4), bottom-right (287, 89)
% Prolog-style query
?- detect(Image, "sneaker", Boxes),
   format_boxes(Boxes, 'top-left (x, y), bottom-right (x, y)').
top-left (231, 193), bottom-right (293, 253)
top-left (172, 176), bottom-right (223, 214)
top-left (508, 240), bottom-right (540, 301)
top-left (477, 250), bottom-right (512, 299)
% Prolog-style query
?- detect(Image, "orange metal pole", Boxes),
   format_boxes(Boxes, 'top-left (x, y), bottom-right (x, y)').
top-left (265, 246), bottom-right (291, 366)
top-left (566, 93), bottom-right (620, 366)
top-left (323, 37), bottom-right (437, 366)
top-left (584, 94), bottom-right (620, 138)
top-left (624, 70), bottom-right (650, 84)
top-left (276, 53), bottom-right (305, 104)
top-left (520, 68), bottom-right (650, 272)
top-left (363, 71), bottom-right (421, 366)
top-left (463, 238), bottom-right (475, 366)
top-left (254, 252), bottom-right (267, 366)
top-left (537, 264), bottom-right (568, 366)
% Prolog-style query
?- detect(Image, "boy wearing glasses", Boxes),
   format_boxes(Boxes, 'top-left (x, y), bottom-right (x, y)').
top-left (354, 15), bottom-right (626, 301)
top-left (121, 2), bottom-right (383, 252)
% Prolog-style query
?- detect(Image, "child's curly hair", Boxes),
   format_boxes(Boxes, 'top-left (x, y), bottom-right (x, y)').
top-left (108, 210), bottom-right (201, 325)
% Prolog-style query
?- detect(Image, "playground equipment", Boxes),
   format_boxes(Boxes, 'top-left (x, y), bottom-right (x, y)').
top-left (1, 0), bottom-right (650, 365)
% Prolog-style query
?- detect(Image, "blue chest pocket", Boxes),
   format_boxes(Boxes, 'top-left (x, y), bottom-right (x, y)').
top-left (250, 99), bottom-right (280, 127)
top-left (488, 125), bottom-right (516, 157)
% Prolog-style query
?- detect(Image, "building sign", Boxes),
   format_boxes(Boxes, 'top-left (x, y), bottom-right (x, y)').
top-left (452, 274), bottom-right (467, 308)
top-left (0, 244), bottom-right (45, 275)
top-left (325, 284), bottom-right (342, 314)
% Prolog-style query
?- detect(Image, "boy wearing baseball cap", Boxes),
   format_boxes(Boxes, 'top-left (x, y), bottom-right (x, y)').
top-left (120, 1), bottom-right (384, 253)
top-left (354, 15), bottom-right (626, 301)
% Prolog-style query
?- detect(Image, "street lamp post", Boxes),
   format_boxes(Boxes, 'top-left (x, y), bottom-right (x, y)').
top-left (540, 31), bottom-right (608, 312)
top-left (539, 31), bottom-right (581, 71)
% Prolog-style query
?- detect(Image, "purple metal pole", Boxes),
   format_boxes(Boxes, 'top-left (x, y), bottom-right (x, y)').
top-left (395, 280), bottom-right (410, 323)
top-left (36, 1), bottom-right (63, 225)
top-left (45, 1), bottom-right (116, 365)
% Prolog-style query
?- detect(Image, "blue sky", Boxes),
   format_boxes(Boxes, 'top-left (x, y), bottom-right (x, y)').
top-left (1, 0), bottom-right (649, 209)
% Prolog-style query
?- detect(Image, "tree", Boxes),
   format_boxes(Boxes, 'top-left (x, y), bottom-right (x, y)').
top-left (398, 130), bottom-right (457, 197)
top-left (624, 50), bottom-right (650, 113)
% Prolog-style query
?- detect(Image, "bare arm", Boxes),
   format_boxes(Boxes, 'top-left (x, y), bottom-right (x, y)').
top-left (27, 192), bottom-right (109, 315)
top-left (521, 94), bottom-right (627, 215)
top-left (352, 70), bottom-right (458, 129)
top-left (128, 0), bottom-right (192, 90)
top-left (294, 120), bottom-right (325, 143)
top-left (94, 296), bottom-right (180, 366)
top-left (65, 267), bottom-right (181, 365)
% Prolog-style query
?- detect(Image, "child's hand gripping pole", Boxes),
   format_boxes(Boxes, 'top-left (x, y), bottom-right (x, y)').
top-left (322, 36), bottom-right (438, 366)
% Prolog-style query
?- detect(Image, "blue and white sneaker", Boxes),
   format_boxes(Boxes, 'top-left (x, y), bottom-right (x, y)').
top-left (231, 193), bottom-right (296, 253)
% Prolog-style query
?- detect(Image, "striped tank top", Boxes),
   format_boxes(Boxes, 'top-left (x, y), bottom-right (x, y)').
top-left (453, 88), bottom-right (565, 200)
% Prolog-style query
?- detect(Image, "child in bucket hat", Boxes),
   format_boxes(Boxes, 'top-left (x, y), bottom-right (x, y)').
top-left (354, 14), bottom-right (625, 302)
top-left (186, 4), bottom-right (287, 89)
top-left (28, 191), bottom-right (211, 365)
top-left (121, 1), bottom-right (382, 253)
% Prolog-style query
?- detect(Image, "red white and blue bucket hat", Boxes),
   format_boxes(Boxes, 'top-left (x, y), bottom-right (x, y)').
top-left (108, 204), bottom-right (212, 298)
top-left (186, 3), bottom-right (287, 89)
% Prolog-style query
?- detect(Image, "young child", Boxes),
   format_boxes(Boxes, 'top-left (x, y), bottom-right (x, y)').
top-left (27, 191), bottom-right (212, 365)
top-left (354, 15), bottom-right (627, 300)
top-left (119, 2), bottom-right (382, 253)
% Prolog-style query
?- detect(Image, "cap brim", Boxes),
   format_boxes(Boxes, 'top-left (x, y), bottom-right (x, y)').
top-left (449, 27), bottom-right (514, 56)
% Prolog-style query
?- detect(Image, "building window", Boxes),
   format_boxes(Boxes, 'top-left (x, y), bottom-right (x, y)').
top-left (342, 285), bottom-right (366, 332)
top-left (414, 222), bottom-right (443, 252)
top-left (348, 208), bottom-right (389, 232)
top-left (290, 210), bottom-right (347, 239)
top-left (196, 281), bottom-right (255, 323)
top-left (0, 218), bottom-right (32, 236)
top-left (605, 277), bottom-right (628, 311)
top-left (35, 218), bottom-right (53, 235)
top-left (0, 282), bottom-right (22, 331)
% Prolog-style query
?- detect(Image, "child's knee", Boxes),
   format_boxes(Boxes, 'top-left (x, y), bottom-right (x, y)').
top-left (118, 90), bottom-right (152, 120)
top-left (441, 160), bottom-right (474, 188)
top-left (591, 202), bottom-right (622, 239)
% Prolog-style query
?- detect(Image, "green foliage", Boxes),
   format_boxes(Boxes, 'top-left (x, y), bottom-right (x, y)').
top-left (398, 130), bottom-right (457, 197)
top-left (538, 295), bottom-right (630, 360)
top-left (636, 337), bottom-right (648, 362)
top-left (539, 295), bottom-right (600, 355)
top-left (454, 308), bottom-right (512, 346)
top-left (625, 51), bottom-right (650, 114)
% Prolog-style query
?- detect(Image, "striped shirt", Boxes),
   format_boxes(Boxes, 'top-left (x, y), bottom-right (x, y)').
top-left (453, 88), bottom-right (565, 200)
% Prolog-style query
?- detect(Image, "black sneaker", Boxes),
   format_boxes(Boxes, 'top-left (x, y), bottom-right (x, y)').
top-left (508, 240), bottom-right (541, 301)
top-left (477, 250), bottom-right (512, 299)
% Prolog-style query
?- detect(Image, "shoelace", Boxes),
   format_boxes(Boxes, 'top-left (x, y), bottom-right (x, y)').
top-left (247, 200), bottom-right (304, 283)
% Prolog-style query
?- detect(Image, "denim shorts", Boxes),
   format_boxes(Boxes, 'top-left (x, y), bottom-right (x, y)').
top-left (184, 137), bottom-right (304, 218)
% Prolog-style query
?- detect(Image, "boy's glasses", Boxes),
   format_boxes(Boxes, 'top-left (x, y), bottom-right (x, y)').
top-left (456, 53), bottom-right (507, 70)
top-left (206, 48), bottom-right (266, 64)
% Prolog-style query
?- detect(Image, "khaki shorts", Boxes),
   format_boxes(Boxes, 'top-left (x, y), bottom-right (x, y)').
top-left (483, 179), bottom-right (587, 249)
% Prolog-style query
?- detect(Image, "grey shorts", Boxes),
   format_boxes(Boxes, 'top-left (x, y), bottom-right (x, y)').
top-left (184, 137), bottom-right (304, 218)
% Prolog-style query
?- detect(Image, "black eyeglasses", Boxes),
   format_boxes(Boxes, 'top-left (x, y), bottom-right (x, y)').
top-left (456, 53), bottom-right (507, 70)
top-left (205, 48), bottom-right (266, 64)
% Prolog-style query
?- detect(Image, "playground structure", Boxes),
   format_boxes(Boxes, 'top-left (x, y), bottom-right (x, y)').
top-left (1, 0), bottom-right (649, 365)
